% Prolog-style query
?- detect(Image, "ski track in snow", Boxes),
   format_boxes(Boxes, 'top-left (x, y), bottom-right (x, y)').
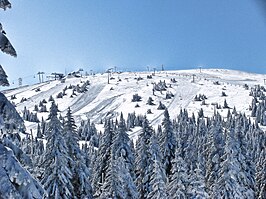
top-left (62, 83), bottom-right (105, 114)
top-left (3, 69), bottom-right (266, 138)
top-left (76, 94), bottom-right (124, 123)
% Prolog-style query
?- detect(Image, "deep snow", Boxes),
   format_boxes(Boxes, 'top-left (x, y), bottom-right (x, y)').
top-left (3, 69), bottom-right (266, 138)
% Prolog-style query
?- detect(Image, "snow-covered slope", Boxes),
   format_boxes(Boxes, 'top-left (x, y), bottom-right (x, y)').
top-left (3, 69), bottom-right (266, 136)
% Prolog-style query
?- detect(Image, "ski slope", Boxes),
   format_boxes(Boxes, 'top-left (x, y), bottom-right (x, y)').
top-left (3, 68), bottom-right (266, 137)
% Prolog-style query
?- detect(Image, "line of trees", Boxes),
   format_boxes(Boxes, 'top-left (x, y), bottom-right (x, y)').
top-left (16, 105), bottom-right (265, 198)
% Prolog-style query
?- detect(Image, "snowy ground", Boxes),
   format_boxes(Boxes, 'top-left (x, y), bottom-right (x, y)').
top-left (3, 68), bottom-right (266, 138)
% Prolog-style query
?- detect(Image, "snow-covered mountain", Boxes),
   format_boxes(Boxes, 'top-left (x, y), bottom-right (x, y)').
top-left (3, 68), bottom-right (266, 138)
top-left (1, 68), bottom-right (266, 198)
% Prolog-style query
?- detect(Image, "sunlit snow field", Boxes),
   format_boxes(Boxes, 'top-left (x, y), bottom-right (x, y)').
top-left (3, 69), bottom-right (266, 140)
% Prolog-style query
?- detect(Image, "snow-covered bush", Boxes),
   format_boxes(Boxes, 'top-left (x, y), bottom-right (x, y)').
top-left (147, 97), bottom-right (155, 105)
top-left (132, 93), bottom-right (142, 102)
top-left (157, 101), bottom-right (166, 110)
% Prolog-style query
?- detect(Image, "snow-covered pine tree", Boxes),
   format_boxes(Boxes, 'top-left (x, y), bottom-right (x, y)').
top-left (99, 117), bottom-right (139, 199)
top-left (255, 148), bottom-right (266, 199)
top-left (36, 123), bottom-right (43, 138)
top-left (135, 116), bottom-right (153, 198)
top-left (99, 155), bottom-right (126, 199)
top-left (0, 0), bottom-right (11, 10)
top-left (93, 119), bottom-right (115, 197)
top-left (0, 2), bottom-right (44, 197)
top-left (167, 141), bottom-right (189, 199)
top-left (147, 156), bottom-right (168, 199)
top-left (40, 116), bottom-right (46, 135)
top-left (0, 64), bottom-right (9, 86)
top-left (64, 107), bottom-right (93, 198)
top-left (204, 113), bottom-right (225, 196)
top-left (0, 92), bottom-right (24, 130)
top-left (217, 126), bottom-right (254, 198)
top-left (111, 113), bottom-right (135, 178)
top-left (223, 99), bottom-right (229, 109)
top-left (234, 114), bottom-right (256, 196)
top-left (41, 102), bottom-right (74, 198)
top-left (100, 113), bottom-right (138, 198)
top-left (0, 143), bottom-right (44, 198)
top-left (0, 22), bottom-right (16, 57)
top-left (187, 155), bottom-right (208, 198)
top-left (119, 155), bottom-right (139, 199)
top-left (147, 132), bottom-right (167, 199)
top-left (159, 108), bottom-right (176, 176)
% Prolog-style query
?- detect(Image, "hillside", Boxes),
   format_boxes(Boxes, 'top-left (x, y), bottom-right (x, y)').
top-left (2, 69), bottom-right (266, 137)
top-left (1, 68), bottom-right (266, 198)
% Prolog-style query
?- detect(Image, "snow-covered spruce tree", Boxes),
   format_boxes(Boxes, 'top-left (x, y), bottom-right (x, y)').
top-left (41, 102), bottom-right (74, 198)
top-left (36, 123), bottom-right (43, 138)
top-left (0, 91), bottom-right (24, 130)
top-left (255, 147), bottom-right (266, 199)
top-left (126, 112), bottom-right (136, 130)
top-left (159, 108), bottom-right (176, 176)
top-left (99, 117), bottom-right (138, 199)
top-left (0, 64), bottom-right (9, 86)
top-left (0, 143), bottom-right (44, 198)
top-left (31, 138), bottom-right (45, 179)
top-left (100, 154), bottom-right (138, 199)
top-left (187, 155), bottom-right (208, 198)
top-left (93, 119), bottom-right (115, 197)
top-left (0, 23), bottom-right (16, 57)
top-left (183, 118), bottom-right (205, 170)
top-left (167, 141), bottom-right (189, 199)
top-left (0, 2), bottom-right (44, 197)
top-left (99, 155), bottom-right (126, 199)
top-left (111, 113), bottom-right (135, 178)
top-left (78, 119), bottom-right (96, 141)
top-left (99, 113), bottom-right (138, 198)
top-left (135, 116), bottom-right (153, 198)
top-left (40, 116), bottom-right (46, 136)
top-left (147, 156), bottom-right (168, 199)
top-left (147, 133), bottom-right (167, 199)
top-left (64, 107), bottom-right (93, 198)
top-left (0, 0), bottom-right (10, 11)
top-left (204, 115), bottom-right (224, 197)
top-left (234, 114), bottom-right (256, 195)
top-left (217, 125), bottom-right (254, 198)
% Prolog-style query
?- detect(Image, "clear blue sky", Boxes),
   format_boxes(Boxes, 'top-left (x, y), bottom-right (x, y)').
top-left (1, 0), bottom-right (266, 86)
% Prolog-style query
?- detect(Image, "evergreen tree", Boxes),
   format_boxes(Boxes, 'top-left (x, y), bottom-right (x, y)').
top-left (36, 123), bottom-right (42, 138)
top-left (0, 0), bottom-right (11, 10)
top-left (0, 64), bottom-right (9, 86)
top-left (168, 142), bottom-right (189, 199)
top-left (111, 113), bottom-right (135, 177)
top-left (93, 119), bottom-right (115, 197)
top-left (41, 102), bottom-right (74, 199)
top-left (147, 133), bottom-right (167, 199)
top-left (256, 149), bottom-right (266, 199)
top-left (0, 143), bottom-right (44, 198)
top-left (0, 23), bottom-right (17, 57)
top-left (135, 117), bottom-right (153, 198)
top-left (235, 115), bottom-right (256, 196)
top-left (217, 126), bottom-right (254, 198)
top-left (205, 117), bottom-right (224, 197)
top-left (187, 158), bottom-right (208, 198)
top-left (159, 109), bottom-right (176, 176)
top-left (223, 99), bottom-right (229, 109)
top-left (64, 107), bottom-right (93, 198)
top-left (99, 156), bottom-right (126, 199)
top-left (147, 157), bottom-right (168, 199)
top-left (119, 155), bottom-right (139, 198)
top-left (99, 113), bottom-right (138, 199)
